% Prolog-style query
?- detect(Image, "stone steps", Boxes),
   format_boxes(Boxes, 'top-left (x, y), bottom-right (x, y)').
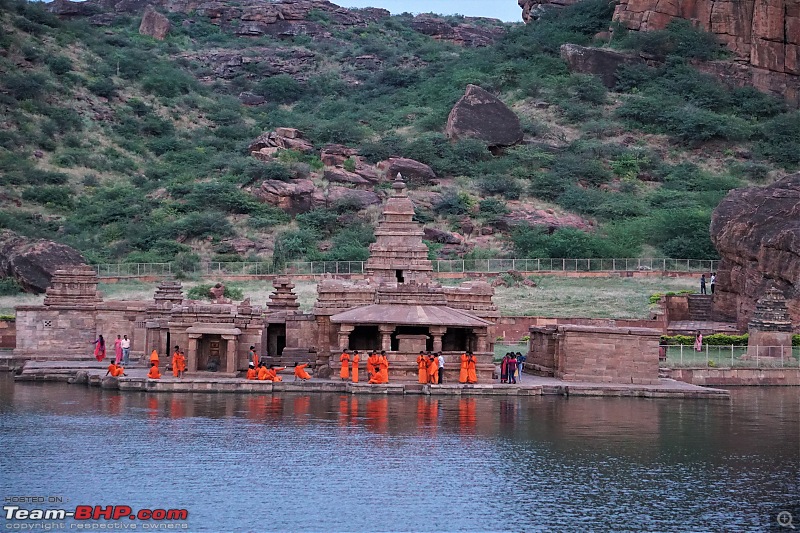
top-left (688, 295), bottom-right (714, 321)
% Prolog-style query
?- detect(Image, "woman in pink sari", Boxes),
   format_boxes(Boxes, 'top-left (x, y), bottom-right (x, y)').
top-left (114, 335), bottom-right (123, 364)
top-left (93, 335), bottom-right (106, 362)
top-left (694, 331), bottom-right (703, 352)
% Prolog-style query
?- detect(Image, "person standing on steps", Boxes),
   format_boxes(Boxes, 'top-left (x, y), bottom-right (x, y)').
top-left (710, 272), bottom-right (716, 295)
top-left (92, 335), bottom-right (106, 362)
top-left (700, 274), bottom-right (707, 295)
top-left (121, 335), bottom-right (131, 366)
top-left (114, 335), bottom-right (123, 365)
top-left (437, 352), bottom-right (445, 385)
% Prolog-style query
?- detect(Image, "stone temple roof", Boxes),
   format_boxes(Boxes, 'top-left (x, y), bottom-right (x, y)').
top-left (330, 304), bottom-right (491, 327)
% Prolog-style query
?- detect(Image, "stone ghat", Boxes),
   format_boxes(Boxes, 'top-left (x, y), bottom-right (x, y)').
top-left (13, 361), bottom-right (729, 398)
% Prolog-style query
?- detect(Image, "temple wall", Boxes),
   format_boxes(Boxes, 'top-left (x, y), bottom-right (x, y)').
top-left (530, 325), bottom-right (661, 384)
top-left (285, 314), bottom-right (317, 351)
top-left (528, 326), bottom-right (558, 373)
top-left (95, 302), bottom-right (148, 358)
top-left (0, 318), bottom-right (15, 349)
top-left (14, 306), bottom-right (97, 359)
top-left (499, 316), bottom-right (664, 342)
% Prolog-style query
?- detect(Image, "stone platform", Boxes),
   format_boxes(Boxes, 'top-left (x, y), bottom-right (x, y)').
top-left (12, 360), bottom-right (729, 398)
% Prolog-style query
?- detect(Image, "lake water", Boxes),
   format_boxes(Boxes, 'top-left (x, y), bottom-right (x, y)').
top-left (1, 375), bottom-right (798, 532)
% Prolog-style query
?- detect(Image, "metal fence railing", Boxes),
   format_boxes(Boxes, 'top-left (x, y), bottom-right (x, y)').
top-left (660, 345), bottom-right (800, 368)
top-left (92, 258), bottom-right (719, 279)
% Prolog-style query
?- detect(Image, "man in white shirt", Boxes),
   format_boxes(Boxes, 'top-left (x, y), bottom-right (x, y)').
top-left (121, 335), bottom-right (131, 365)
top-left (437, 352), bottom-right (445, 384)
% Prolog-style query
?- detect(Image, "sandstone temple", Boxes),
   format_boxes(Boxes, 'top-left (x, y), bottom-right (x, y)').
top-left (13, 176), bottom-right (499, 381)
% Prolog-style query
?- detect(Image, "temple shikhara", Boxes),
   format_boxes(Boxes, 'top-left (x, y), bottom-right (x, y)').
top-left (13, 176), bottom-right (499, 382)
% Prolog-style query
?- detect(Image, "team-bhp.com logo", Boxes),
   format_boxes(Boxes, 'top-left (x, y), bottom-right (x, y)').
top-left (4, 505), bottom-right (189, 529)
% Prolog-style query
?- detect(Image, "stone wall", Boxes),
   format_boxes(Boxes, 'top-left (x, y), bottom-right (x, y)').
top-left (14, 307), bottom-right (99, 359)
top-left (0, 318), bottom-right (15, 349)
top-left (497, 315), bottom-right (663, 342)
top-left (668, 367), bottom-right (800, 386)
top-left (530, 325), bottom-right (661, 384)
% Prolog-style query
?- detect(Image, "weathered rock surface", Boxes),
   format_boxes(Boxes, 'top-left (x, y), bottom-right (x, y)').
top-left (710, 172), bottom-right (800, 330)
top-left (518, 0), bottom-right (580, 22)
top-left (423, 227), bottom-right (463, 245)
top-left (320, 186), bottom-right (381, 209)
top-left (409, 15), bottom-right (506, 47)
top-left (139, 5), bottom-right (170, 40)
top-left (248, 128), bottom-right (314, 157)
top-left (238, 91), bottom-right (266, 106)
top-left (254, 179), bottom-right (317, 214)
top-left (320, 144), bottom-right (357, 166)
top-left (494, 203), bottom-right (593, 232)
top-left (323, 168), bottom-right (371, 186)
top-left (612, 0), bottom-right (800, 105)
top-left (0, 230), bottom-right (88, 294)
top-left (560, 43), bottom-right (645, 88)
top-left (180, 47), bottom-right (316, 81)
top-left (381, 158), bottom-right (437, 185)
top-left (445, 84), bottom-right (523, 148)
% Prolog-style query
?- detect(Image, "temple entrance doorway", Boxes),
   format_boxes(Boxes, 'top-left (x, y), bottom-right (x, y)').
top-left (349, 326), bottom-right (379, 350)
top-left (197, 334), bottom-right (223, 371)
top-left (267, 324), bottom-right (286, 357)
top-left (391, 326), bottom-right (431, 351)
top-left (443, 328), bottom-right (470, 352)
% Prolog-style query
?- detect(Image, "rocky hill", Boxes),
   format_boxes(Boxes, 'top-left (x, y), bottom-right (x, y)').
top-left (0, 0), bottom-right (799, 292)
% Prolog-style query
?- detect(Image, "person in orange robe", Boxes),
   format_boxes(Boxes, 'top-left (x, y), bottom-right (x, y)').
top-left (171, 349), bottom-right (181, 378)
top-left (149, 350), bottom-right (159, 368)
top-left (459, 352), bottom-right (469, 383)
top-left (466, 351), bottom-right (478, 384)
top-left (271, 366), bottom-right (286, 382)
top-left (294, 363), bottom-right (312, 381)
top-left (177, 351), bottom-right (186, 378)
top-left (340, 350), bottom-right (350, 380)
top-left (417, 351), bottom-right (428, 384)
top-left (257, 363), bottom-right (270, 381)
top-left (113, 364), bottom-right (126, 377)
top-left (427, 353), bottom-right (438, 384)
top-left (366, 351), bottom-right (379, 381)
top-left (379, 351), bottom-right (389, 382)
top-left (250, 345), bottom-right (259, 369)
top-left (147, 362), bottom-right (161, 379)
top-left (246, 363), bottom-right (257, 380)
top-left (368, 367), bottom-right (387, 384)
top-left (351, 351), bottom-right (360, 383)
top-left (105, 362), bottom-right (125, 377)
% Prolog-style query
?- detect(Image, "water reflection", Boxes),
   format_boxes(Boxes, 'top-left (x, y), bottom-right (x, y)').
top-left (0, 377), bottom-right (797, 532)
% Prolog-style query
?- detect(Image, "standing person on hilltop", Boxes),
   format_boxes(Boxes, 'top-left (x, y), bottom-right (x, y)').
top-left (700, 274), bottom-right (707, 295)
top-left (92, 335), bottom-right (106, 362)
top-left (114, 335), bottom-right (123, 365)
top-left (710, 272), bottom-right (716, 295)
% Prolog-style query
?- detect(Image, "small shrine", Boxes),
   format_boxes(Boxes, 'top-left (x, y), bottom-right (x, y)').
top-left (747, 286), bottom-right (794, 359)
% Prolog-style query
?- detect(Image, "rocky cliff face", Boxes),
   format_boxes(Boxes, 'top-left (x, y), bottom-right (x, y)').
top-left (710, 173), bottom-right (800, 331)
top-left (612, 0), bottom-right (800, 104)
top-left (518, 0), bottom-right (580, 22)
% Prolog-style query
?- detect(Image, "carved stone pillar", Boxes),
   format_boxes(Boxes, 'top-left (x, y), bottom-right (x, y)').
top-left (430, 326), bottom-right (446, 353)
top-left (187, 334), bottom-right (200, 372)
top-left (475, 329), bottom-right (488, 353)
top-left (222, 334), bottom-right (237, 374)
top-left (378, 324), bottom-right (395, 351)
top-left (338, 324), bottom-right (355, 351)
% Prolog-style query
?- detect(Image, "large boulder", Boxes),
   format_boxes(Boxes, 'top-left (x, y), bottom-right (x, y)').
top-left (138, 5), bottom-right (170, 40)
top-left (380, 158), bottom-right (437, 185)
top-left (445, 85), bottom-right (523, 148)
top-left (710, 172), bottom-right (800, 330)
top-left (560, 44), bottom-right (645, 88)
top-left (519, 0), bottom-right (580, 22)
top-left (248, 128), bottom-right (314, 157)
top-left (0, 230), bottom-right (88, 294)
top-left (409, 15), bottom-right (505, 47)
top-left (253, 179), bottom-right (316, 214)
top-left (423, 227), bottom-right (462, 245)
top-left (319, 187), bottom-right (381, 209)
top-left (323, 168), bottom-right (371, 187)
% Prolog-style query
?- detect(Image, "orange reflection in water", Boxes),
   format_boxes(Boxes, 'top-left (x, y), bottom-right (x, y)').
top-left (293, 395), bottom-right (310, 423)
top-left (458, 397), bottom-right (477, 433)
top-left (365, 397), bottom-right (389, 434)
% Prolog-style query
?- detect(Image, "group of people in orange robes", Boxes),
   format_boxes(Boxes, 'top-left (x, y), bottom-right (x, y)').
top-left (367, 350), bottom-right (389, 384)
top-left (417, 351), bottom-right (444, 384)
top-left (458, 351), bottom-right (478, 384)
top-left (171, 346), bottom-right (186, 378)
top-left (247, 362), bottom-right (286, 381)
top-left (339, 350), bottom-right (362, 383)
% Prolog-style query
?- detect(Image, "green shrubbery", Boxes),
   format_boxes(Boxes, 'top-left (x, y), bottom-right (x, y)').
top-left (186, 283), bottom-right (245, 301)
top-left (0, 278), bottom-right (23, 296)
